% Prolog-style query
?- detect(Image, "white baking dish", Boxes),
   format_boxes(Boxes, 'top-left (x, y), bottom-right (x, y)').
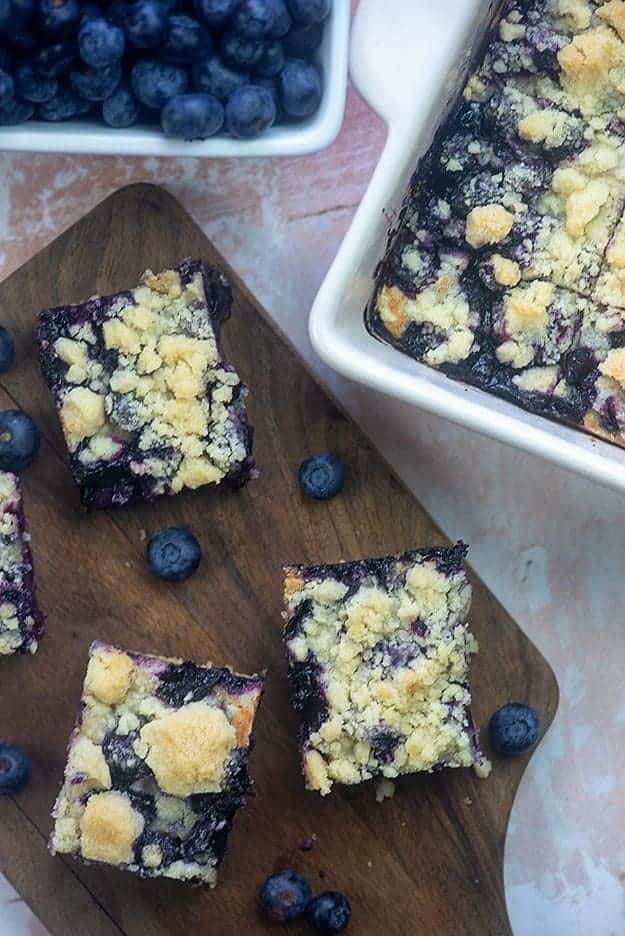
top-left (0, 1), bottom-right (350, 158)
top-left (310, 0), bottom-right (625, 494)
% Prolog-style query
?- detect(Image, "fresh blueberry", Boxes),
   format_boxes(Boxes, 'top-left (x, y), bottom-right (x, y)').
top-left (253, 76), bottom-right (281, 119)
top-left (287, 0), bottom-right (330, 24)
top-left (0, 69), bottom-right (14, 104)
top-left (161, 91), bottom-right (223, 138)
top-left (39, 0), bottom-right (80, 35)
top-left (259, 870), bottom-right (312, 922)
top-left (192, 54), bottom-right (247, 100)
top-left (15, 62), bottom-right (58, 102)
top-left (278, 57), bottom-right (321, 117)
top-left (71, 62), bottom-right (122, 101)
top-left (78, 17), bottom-right (126, 68)
top-left (0, 411), bottom-right (40, 471)
top-left (131, 57), bottom-right (188, 108)
top-left (281, 20), bottom-right (322, 57)
top-left (298, 453), bottom-right (344, 500)
top-left (266, 0), bottom-right (291, 37)
top-left (308, 892), bottom-right (351, 933)
top-left (160, 13), bottom-right (212, 62)
top-left (225, 82), bottom-right (275, 137)
top-left (221, 32), bottom-right (264, 70)
top-left (39, 85), bottom-right (92, 119)
top-left (194, 0), bottom-right (236, 29)
top-left (0, 743), bottom-right (31, 794)
top-left (102, 80), bottom-right (141, 126)
top-left (254, 39), bottom-right (285, 77)
top-left (488, 703), bottom-right (540, 755)
top-left (123, 0), bottom-right (166, 48)
top-left (32, 39), bottom-right (77, 76)
top-left (233, 0), bottom-right (277, 38)
top-left (147, 527), bottom-right (202, 581)
top-left (0, 327), bottom-right (15, 372)
top-left (0, 97), bottom-right (35, 124)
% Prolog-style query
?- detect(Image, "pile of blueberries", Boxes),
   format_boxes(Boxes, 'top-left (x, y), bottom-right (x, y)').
top-left (0, 0), bottom-right (331, 139)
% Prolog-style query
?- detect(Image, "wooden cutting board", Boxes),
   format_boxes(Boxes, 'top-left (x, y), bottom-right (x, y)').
top-left (0, 185), bottom-right (557, 936)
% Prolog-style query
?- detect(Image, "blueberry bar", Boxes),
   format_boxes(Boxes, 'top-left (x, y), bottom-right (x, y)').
top-left (37, 259), bottom-right (255, 509)
top-left (367, 0), bottom-right (625, 451)
top-left (282, 545), bottom-right (484, 796)
top-left (50, 642), bottom-right (264, 885)
top-left (0, 472), bottom-right (44, 657)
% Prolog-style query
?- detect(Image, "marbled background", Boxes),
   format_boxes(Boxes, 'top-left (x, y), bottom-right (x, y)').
top-left (1, 41), bottom-right (625, 936)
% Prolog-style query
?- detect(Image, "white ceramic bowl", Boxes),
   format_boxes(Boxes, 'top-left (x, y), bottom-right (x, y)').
top-left (310, 0), bottom-right (625, 495)
top-left (0, 1), bottom-right (350, 158)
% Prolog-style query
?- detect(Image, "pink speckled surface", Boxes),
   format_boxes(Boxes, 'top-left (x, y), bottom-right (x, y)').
top-left (1, 59), bottom-right (625, 936)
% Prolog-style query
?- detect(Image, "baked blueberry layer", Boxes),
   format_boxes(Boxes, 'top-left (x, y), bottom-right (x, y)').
top-left (37, 259), bottom-right (256, 509)
top-left (282, 545), bottom-right (484, 796)
top-left (0, 472), bottom-right (44, 657)
top-left (50, 642), bottom-right (264, 886)
top-left (367, 0), bottom-right (625, 451)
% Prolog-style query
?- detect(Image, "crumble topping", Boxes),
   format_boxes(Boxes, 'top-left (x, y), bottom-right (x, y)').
top-left (283, 547), bottom-right (482, 796)
top-left (50, 642), bottom-right (263, 885)
top-left (465, 204), bottom-right (514, 248)
top-left (38, 261), bottom-right (255, 509)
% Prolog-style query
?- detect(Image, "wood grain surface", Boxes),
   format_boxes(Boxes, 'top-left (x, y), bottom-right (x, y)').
top-left (0, 185), bottom-right (558, 936)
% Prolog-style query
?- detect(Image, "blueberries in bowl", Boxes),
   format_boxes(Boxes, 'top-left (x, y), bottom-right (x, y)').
top-left (0, 0), bottom-right (330, 138)
top-left (0, 742), bottom-right (31, 794)
top-left (161, 91), bottom-right (223, 138)
top-left (225, 83), bottom-right (275, 138)
top-left (0, 410), bottom-right (40, 471)
top-left (260, 870), bottom-right (311, 922)
top-left (488, 703), bottom-right (540, 755)
top-left (147, 527), bottom-right (202, 581)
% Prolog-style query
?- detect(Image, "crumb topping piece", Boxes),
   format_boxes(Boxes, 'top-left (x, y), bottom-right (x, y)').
top-left (85, 648), bottom-right (135, 706)
top-left (465, 204), bottom-right (514, 248)
top-left (79, 791), bottom-right (144, 865)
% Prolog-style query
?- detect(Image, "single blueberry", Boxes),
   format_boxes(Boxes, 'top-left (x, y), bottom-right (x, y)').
top-left (194, 0), bottom-right (236, 29)
top-left (0, 327), bottom-right (15, 372)
top-left (0, 69), bottom-right (14, 104)
top-left (253, 76), bottom-right (281, 119)
top-left (78, 18), bottom-right (126, 68)
top-left (147, 527), bottom-right (202, 581)
top-left (192, 54), bottom-right (247, 100)
top-left (221, 31), bottom-right (264, 70)
top-left (281, 21), bottom-right (322, 57)
top-left (278, 57), bottom-right (321, 117)
top-left (563, 347), bottom-right (596, 387)
top-left (131, 57), bottom-right (188, 108)
top-left (266, 0), bottom-right (291, 37)
top-left (161, 91), bottom-right (224, 138)
top-left (0, 743), bottom-right (31, 794)
top-left (298, 453), bottom-right (344, 500)
top-left (39, 0), bottom-right (80, 35)
top-left (15, 62), bottom-right (58, 102)
top-left (102, 80), bottom-right (141, 126)
top-left (308, 892), bottom-right (351, 933)
top-left (259, 870), bottom-right (312, 922)
top-left (225, 82), bottom-right (276, 137)
top-left (160, 13), bottom-right (212, 62)
top-left (123, 0), bottom-right (166, 48)
top-left (0, 411), bottom-right (40, 470)
top-left (32, 39), bottom-right (77, 76)
top-left (488, 703), bottom-right (540, 755)
top-left (253, 39), bottom-right (285, 77)
top-left (0, 97), bottom-right (35, 124)
top-left (39, 85), bottom-right (92, 119)
top-left (70, 62), bottom-right (122, 101)
top-left (287, 0), bottom-right (330, 24)
top-left (233, 0), bottom-right (277, 38)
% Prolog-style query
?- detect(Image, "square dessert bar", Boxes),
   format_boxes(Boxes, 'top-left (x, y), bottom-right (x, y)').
top-left (50, 642), bottom-right (264, 885)
top-left (37, 259), bottom-right (256, 509)
top-left (282, 544), bottom-right (484, 796)
top-left (367, 0), bottom-right (625, 452)
top-left (0, 471), bottom-right (44, 656)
